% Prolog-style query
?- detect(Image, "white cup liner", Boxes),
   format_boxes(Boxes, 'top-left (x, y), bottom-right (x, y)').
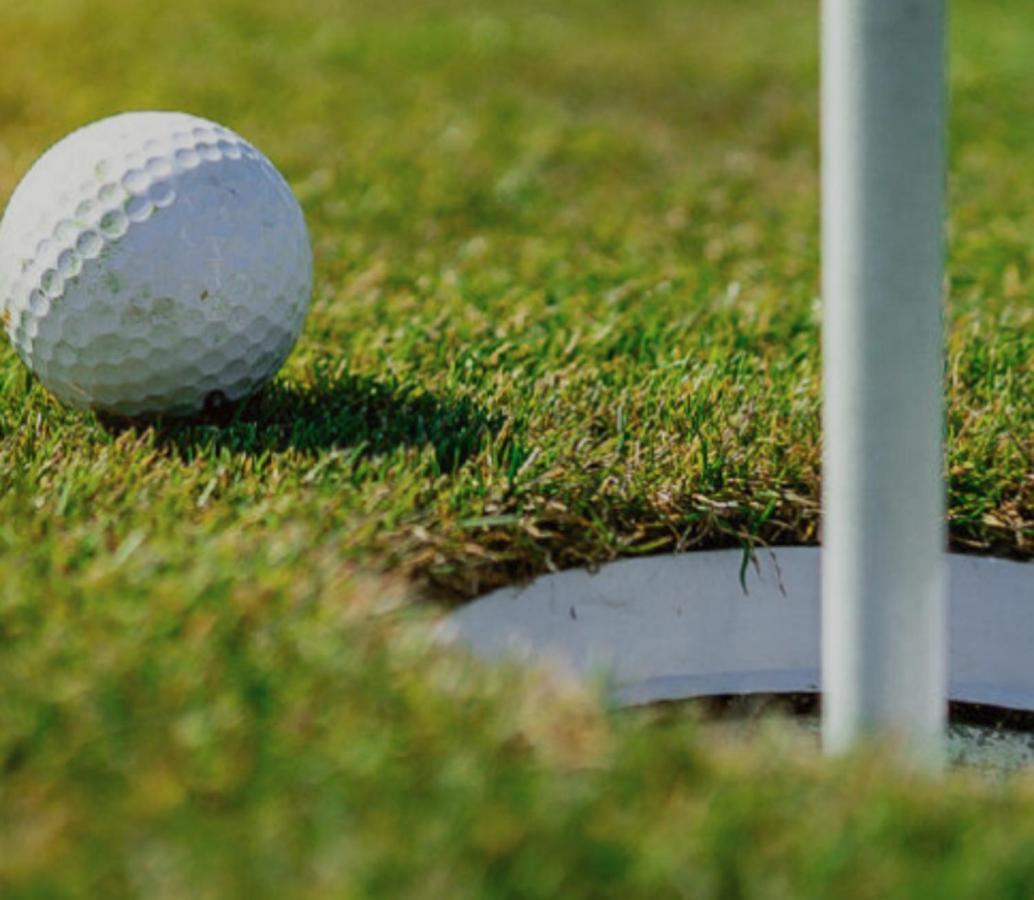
top-left (441, 548), bottom-right (1034, 710)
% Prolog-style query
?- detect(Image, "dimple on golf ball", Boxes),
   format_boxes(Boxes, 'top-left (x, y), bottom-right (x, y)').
top-left (0, 111), bottom-right (312, 417)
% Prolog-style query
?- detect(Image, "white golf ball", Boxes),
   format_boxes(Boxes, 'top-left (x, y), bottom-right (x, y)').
top-left (0, 111), bottom-right (312, 417)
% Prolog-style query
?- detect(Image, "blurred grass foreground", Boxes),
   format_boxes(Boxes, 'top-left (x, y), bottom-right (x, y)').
top-left (0, 0), bottom-right (1031, 896)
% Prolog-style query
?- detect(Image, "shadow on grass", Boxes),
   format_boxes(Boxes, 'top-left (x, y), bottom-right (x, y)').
top-left (102, 366), bottom-right (503, 474)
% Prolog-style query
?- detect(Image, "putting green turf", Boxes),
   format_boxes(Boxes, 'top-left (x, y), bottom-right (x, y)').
top-left (0, 0), bottom-right (1031, 895)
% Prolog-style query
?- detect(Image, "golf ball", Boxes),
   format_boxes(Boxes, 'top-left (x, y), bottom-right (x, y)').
top-left (0, 111), bottom-right (312, 417)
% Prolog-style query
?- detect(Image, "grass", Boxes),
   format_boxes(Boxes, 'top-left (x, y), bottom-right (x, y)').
top-left (0, 0), bottom-right (1031, 895)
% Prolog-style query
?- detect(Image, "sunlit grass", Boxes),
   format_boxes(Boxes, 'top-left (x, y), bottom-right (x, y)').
top-left (0, 0), bottom-right (1031, 894)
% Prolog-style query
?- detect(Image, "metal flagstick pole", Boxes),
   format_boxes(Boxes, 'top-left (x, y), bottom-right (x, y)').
top-left (821, 0), bottom-right (948, 763)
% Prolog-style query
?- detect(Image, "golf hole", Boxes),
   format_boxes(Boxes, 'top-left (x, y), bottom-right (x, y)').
top-left (441, 548), bottom-right (1034, 773)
